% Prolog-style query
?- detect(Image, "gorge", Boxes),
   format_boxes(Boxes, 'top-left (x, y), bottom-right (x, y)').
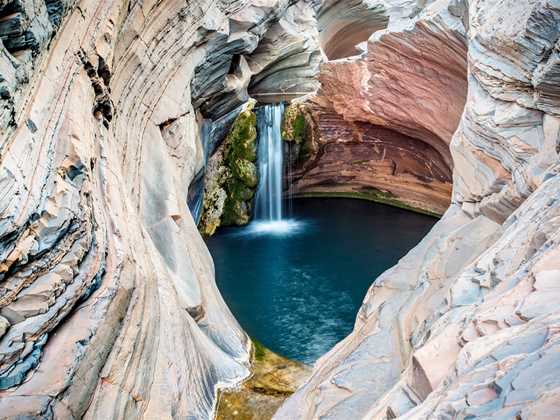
top-left (0, 0), bottom-right (559, 419)
top-left (207, 198), bottom-right (436, 364)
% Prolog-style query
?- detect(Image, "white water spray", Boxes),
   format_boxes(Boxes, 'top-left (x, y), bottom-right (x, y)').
top-left (255, 103), bottom-right (285, 221)
top-left (250, 103), bottom-right (303, 235)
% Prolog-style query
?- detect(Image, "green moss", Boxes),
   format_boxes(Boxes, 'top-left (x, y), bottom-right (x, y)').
top-left (226, 179), bottom-right (255, 202)
top-left (218, 106), bottom-right (259, 227)
top-left (282, 104), bottom-right (307, 144)
top-left (293, 191), bottom-right (442, 218)
top-left (199, 105), bottom-right (260, 235)
top-left (231, 158), bottom-right (258, 188)
top-left (291, 114), bottom-right (306, 143)
top-left (252, 339), bottom-right (266, 362)
top-left (225, 111), bottom-right (258, 163)
top-left (222, 197), bottom-right (250, 226)
top-left (282, 103), bottom-right (316, 165)
top-left (215, 339), bottom-right (311, 419)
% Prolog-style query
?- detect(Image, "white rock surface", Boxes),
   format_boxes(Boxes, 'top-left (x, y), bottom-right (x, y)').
top-left (0, 0), bottom-right (319, 418)
top-left (276, 0), bottom-right (560, 418)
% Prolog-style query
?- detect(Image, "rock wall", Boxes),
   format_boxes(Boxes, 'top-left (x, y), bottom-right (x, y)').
top-left (199, 102), bottom-right (259, 236)
top-left (284, 104), bottom-right (453, 215)
top-left (1, 0), bottom-right (559, 418)
top-left (0, 0), bottom-right (320, 418)
top-left (317, 0), bottom-right (388, 59)
top-left (276, 0), bottom-right (560, 418)
top-left (283, 0), bottom-right (467, 215)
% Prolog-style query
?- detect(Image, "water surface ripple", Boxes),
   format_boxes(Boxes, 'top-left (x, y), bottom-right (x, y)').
top-left (206, 198), bottom-right (436, 364)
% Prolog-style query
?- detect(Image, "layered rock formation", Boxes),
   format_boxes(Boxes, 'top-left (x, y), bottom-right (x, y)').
top-left (277, 0), bottom-right (560, 418)
top-left (283, 103), bottom-right (453, 215)
top-left (317, 0), bottom-right (388, 60)
top-left (1, 0), bottom-right (560, 418)
top-left (281, 0), bottom-right (467, 215)
top-left (0, 0), bottom-right (320, 418)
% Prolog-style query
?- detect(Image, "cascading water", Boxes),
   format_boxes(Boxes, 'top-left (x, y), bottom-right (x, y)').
top-left (255, 103), bottom-right (285, 221)
top-left (249, 103), bottom-right (302, 235)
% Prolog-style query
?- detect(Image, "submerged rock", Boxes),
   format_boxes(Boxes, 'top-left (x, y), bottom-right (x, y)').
top-left (216, 340), bottom-right (311, 420)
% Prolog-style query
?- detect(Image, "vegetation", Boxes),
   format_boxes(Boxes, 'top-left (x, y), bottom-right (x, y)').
top-left (252, 338), bottom-right (267, 362)
top-left (221, 104), bottom-right (258, 227)
top-left (281, 103), bottom-right (316, 164)
top-left (199, 102), bottom-right (259, 235)
top-left (215, 339), bottom-right (310, 420)
top-left (294, 190), bottom-right (442, 218)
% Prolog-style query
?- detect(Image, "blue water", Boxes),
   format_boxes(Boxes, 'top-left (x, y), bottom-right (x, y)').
top-left (206, 198), bottom-right (436, 364)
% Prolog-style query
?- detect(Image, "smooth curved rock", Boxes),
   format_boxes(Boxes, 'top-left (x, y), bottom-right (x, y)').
top-left (276, 0), bottom-right (560, 418)
top-left (0, 0), bottom-right (319, 418)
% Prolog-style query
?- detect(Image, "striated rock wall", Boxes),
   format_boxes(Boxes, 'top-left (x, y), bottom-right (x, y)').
top-left (1, 0), bottom-right (559, 418)
top-left (0, 0), bottom-right (320, 418)
top-left (277, 0), bottom-right (560, 418)
top-left (283, 0), bottom-right (467, 215)
top-left (284, 104), bottom-right (453, 215)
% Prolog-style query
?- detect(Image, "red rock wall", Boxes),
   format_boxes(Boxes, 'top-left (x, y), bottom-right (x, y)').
top-left (289, 106), bottom-right (452, 215)
top-left (287, 6), bottom-right (468, 216)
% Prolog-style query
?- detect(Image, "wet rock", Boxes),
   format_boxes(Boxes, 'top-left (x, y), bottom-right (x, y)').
top-left (199, 101), bottom-right (259, 235)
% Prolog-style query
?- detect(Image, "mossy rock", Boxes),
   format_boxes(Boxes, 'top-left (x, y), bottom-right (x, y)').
top-left (222, 198), bottom-right (250, 226)
top-left (291, 114), bottom-right (307, 144)
top-left (227, 178), bottom-right (255, 202)
top-left (221, 105), bottom-right (259, 227)
top-left (282, 103), bottom-right (316, 163)
top-left (198, 102), bottom-right (260, 234)
top-left (226, 110), bottom-right (258, 163)
top-left (215, 339), bottom-right (311, 420)
top-left (252, 339), bottom-right (267, 362)
top-left (231, 158), bottom-right (258, 188)
top-left (282, 104), bottom-right (307, 144)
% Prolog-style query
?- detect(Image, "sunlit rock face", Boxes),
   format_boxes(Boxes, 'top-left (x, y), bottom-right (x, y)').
top-left (317, 0), bottom-right (388, 60)
top-left (277, 0), bottom-right (560, 418)
top-left (285, 0), bottom-right (467, 215)
top-left (0, 0), bottom-right (320, 418)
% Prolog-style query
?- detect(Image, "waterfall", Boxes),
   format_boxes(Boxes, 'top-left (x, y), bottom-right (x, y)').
top-left (255, 103), bottom-right (285, 222)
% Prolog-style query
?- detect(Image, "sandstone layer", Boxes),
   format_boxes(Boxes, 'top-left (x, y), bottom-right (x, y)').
top-left (0, 0), bottom-right (320, 418)
top-left (284, 104), bottom-right (453, 215)
top-left (283, 0), bottom-right (467, 215)
top-left (276, 0), bottom-right (560, 418)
